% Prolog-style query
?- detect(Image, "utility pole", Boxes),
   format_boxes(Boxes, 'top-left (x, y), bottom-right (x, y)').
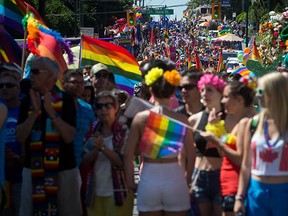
top-left (245, 0), bottom-right (249, 47)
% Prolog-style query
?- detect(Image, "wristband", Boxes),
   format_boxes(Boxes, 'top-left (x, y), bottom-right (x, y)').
top-left (99, 145), bottom-right (105, 152)
top-left (235, 194), bottom-right (245, 201)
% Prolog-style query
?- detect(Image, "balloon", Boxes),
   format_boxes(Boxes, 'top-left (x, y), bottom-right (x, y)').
top-left (238, 51), bottom-right (244, 55)
top-left (238, 54), bottom-right (244, 61)
top-left (218, 26), bottom-right (222, 30)
top-left (243, 53), bottom-right (250, 60)
top-left (242, 60), bottom-right (247, 65)
top-left (244, 47), bottom-right (250, 54)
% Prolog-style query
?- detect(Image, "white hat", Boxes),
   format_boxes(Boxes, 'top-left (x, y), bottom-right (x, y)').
top-left (91, 63), bottom-right (110, 75)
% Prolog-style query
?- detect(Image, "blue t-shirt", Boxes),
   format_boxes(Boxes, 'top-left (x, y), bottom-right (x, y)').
top-left (74, 99), bottom-right (96, 167)
top-left (5, 106), bottom-right (22, 182)
top-left (5, 106), bottom-right (20, 154)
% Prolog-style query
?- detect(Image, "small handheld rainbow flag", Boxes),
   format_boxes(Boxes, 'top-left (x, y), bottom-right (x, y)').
top-left (139, 111), bottom-right (187, 159)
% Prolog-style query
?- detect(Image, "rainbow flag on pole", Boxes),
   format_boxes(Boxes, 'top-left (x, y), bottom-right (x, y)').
top-left (217, 49), bottom-right (224, 73)
top-left (139, 111), bottom-right (187, 159)
top-left (194, 51), bottom-right (203, 71)
top-left (81, 35), bottom-right (141, 95)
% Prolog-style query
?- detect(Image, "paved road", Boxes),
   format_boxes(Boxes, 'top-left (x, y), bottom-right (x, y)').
top-left (133, 164), bottom-right (140, 216)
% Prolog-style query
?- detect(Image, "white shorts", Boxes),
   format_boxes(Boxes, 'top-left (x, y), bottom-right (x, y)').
top-left (137, 162), bottom-right (190, 212)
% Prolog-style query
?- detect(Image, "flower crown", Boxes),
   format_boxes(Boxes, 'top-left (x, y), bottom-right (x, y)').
top-left (239, 76), bottom-right (257, 91)
top-left (144, 67), bottom-right (181, 86)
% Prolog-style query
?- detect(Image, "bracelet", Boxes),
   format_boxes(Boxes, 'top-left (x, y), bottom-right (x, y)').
top-left (235, 194), bottom-right (245, 201)
top-left (99, 145), bottom-right (105, 152)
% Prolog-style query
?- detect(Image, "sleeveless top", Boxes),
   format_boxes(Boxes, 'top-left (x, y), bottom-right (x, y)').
top-left (251, 133), bottom-right (288, 176)
top-left (220, 135), bottom-right (240, 196)
top-left (194, 111), bottom-right (221, 157)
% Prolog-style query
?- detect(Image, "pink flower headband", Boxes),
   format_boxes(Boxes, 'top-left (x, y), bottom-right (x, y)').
top-left (197, 74), bottom-right (226, 92)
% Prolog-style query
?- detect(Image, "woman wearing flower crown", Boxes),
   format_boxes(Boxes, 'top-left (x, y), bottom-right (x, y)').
top-left (234, 72), bottom-right (288, 216)
top-left (199, 77), bottom-right (256, 216)
top-left (188, 73), bottom-right (226, 216)
top-left (124, 59), bottom-right (195, 216)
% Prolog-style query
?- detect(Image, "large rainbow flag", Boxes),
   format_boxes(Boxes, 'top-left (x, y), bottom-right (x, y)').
top-left (0, 0), bottom-right (24, 34)
top-left (81, 35), bottom-right (141, 95)
top-left (139, 111), bottom-right (187, 159)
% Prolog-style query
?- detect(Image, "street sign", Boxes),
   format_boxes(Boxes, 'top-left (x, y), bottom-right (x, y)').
top-left (147, 8), bottom-right (174, 15)
top-left (80, 27), bottom-right (94, 37)
top-left (222, 0), bottom-right (231, 7)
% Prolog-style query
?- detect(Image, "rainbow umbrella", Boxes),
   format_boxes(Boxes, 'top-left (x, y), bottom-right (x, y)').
top-left (232, 66), bottom-right (256, 78)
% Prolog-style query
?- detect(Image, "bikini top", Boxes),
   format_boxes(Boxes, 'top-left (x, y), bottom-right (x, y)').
top-left (194, 111), bottom-right (221, 158)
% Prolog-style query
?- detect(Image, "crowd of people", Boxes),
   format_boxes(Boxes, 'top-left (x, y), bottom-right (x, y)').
top-left (1, 8), bottom-right (288, 216)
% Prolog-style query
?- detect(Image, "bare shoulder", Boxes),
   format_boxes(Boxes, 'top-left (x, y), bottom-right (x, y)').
top-left (188, 111), bottom-right (202, 126)
top-left (133, 110), bottom-right (150, 125)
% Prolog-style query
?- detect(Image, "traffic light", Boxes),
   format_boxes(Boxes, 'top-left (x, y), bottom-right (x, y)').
top-left (212, 2), bottom-right (221, 20)
top-left (126, 10), bottom-right (136, 26)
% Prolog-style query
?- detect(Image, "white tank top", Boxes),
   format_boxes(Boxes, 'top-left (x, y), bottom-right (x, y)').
top-left (251, 133), bottom-right (288, 176)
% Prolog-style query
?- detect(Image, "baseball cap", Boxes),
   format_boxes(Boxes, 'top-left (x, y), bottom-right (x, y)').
top-left (91, 63), bottom-right (110, 76)
top-left (0, 62), bottom-right (23, 80)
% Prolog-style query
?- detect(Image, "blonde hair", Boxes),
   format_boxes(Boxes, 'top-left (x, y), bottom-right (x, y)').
top-left (259, 72), bottom-right (288, 135)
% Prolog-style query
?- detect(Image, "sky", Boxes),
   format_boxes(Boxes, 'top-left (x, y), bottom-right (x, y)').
top-left (144, 0), bottom-right (189, 20)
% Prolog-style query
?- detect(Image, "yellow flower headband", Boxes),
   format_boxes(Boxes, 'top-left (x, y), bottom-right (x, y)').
top-left (145, 67), bottom-right (181, 86)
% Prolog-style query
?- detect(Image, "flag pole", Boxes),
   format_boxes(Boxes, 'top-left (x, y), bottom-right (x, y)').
top-left (79, 34), bottom-right (83, 68)
top-left (21, 7), bottom-right (29, 70)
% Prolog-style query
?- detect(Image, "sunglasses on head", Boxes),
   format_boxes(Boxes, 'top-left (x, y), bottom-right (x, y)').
top-left (0, 82), bottom-right (17, 89)
top-left (30, 68), bottom-right (49, 75)
top-left (95, 73), bottom-right (109, 79)
top-left (178, 84), bottom-right (197, 91)
top-left (95, 102), bottom-right (114, 110)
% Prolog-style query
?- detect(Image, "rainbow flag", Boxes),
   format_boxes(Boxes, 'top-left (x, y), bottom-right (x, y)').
top-left (139, 111), bottom-right (187, 159)
top-left (232, 66), bottom-right (256, 78)
top-left (194, 51), bottom-right (203, 71)
top-left (0, 0), bottom-right (24, 34)
top-left (0, 27), bottom-right (22, 65)
top-left (163, 28), bottom-right (169, 43)
top-left (81, 35), bottom-right (141, 95)
top-left (14, 0), bottom-right (45, 25)
top-left (217, 49), bottom-right (224, 73)
top-left (251, 38), bottom-right (262, 65)
top-left (23, 14), bottom-right (74, 88)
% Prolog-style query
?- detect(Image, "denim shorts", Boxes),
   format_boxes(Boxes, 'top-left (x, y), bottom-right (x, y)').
top-left (192, 169), bottom-right (222, 205)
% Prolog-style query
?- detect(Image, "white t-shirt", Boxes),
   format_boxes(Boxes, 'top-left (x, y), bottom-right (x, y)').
top-left (95, 135), bottom-right (114, 196)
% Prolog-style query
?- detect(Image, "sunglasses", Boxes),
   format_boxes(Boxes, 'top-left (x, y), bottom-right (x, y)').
top-left (95, 73), bottom-right (109, 79)
top-left (95, 102), bottom-right (114, 110)
top-left (0, 82), bottom-right (18, 89)
top-left (178, 84), bottom-right (197, 91)
top-left (30, 68), bottom-right (49, 75)
top-left (255, 88), bottom-right (264, 97)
